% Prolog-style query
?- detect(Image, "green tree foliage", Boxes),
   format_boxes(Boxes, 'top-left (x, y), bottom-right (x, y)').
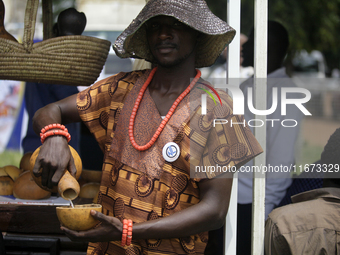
top-left (206, 0), bottom-right (340, 72)
top-left (269, 0), bottom-right (340, 72)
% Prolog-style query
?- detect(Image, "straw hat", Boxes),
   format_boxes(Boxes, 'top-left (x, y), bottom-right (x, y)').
top-left (113, 0), bottom-right (236, 68)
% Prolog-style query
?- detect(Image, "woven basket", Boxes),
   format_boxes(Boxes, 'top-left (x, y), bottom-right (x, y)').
top-left (0, 0), bottom-right (111, 86)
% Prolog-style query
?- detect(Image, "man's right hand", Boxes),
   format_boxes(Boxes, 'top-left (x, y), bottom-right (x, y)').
top-left (32, 136), bottom-right (77, 190)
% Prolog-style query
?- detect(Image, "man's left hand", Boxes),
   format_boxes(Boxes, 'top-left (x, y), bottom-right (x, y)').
top-left (61, 210), bottom-right (122, 242)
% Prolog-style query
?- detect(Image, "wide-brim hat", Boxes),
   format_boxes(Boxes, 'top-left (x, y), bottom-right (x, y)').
top-left (113, 0), bottom-right (236, 68)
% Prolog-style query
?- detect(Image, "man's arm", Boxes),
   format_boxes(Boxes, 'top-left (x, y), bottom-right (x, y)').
top-left (31, 94), bottom-right (81, 189)
top-left (32, 94), bottom-right (80, 133)
top-left (61, 175), bottom-right (233, 242)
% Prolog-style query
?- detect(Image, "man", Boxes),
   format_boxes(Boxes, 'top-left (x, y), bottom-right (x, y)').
top-left (32, 0), bottom-right (262, 254)
top-left (22, 8), bottom-right (87, 154)
top-left (239, 33), bottom-right (254, 79)
top-left (237, 21), bottom-right (304, 254)
top-left (208, 33), bottom-right (253, 83)
top-left (265, 128), bottom-right (340, 255)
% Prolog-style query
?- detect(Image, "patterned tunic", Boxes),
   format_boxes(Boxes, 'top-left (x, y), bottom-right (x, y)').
top-left (77, 69), bottom-right (262, 255)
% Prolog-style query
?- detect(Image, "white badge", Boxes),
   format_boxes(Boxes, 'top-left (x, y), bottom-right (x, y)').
top-left (162, 142), bottom-right (180, 162)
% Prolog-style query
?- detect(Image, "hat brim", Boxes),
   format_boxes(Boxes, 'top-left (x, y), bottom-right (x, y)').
top-left (113, 0), bottom-right (236, 68)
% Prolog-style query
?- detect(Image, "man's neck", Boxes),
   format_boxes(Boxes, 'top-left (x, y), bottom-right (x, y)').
top-left (150, 62), bottom-right (197, 95)
top-left (147, 61), bottom-right (197, 116)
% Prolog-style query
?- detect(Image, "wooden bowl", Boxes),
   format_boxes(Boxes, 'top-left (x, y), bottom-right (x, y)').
top-left (56, 204), bottom-right (102, 231)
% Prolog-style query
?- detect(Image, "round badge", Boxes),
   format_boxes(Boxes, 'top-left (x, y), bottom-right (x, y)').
top-left (162, 142), bottom-right (180, 162)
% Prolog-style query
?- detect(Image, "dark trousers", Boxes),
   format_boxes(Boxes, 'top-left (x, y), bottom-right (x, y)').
top-left (0, 233), bottom-right (6, 255)
top-left (237, 203), bottom-right (252, 255)
top-left (204, 203), bottom-right (252, 255)
top-left (204, 225), bottom-right (224, 255)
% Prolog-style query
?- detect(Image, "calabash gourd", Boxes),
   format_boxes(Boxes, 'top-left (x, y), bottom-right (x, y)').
top-left (0, 176), bottom-right (13, 195)
top-left (29, 145), bottom-right (82, 194)
top-left (13, 171), bottom-right (51, 200)
top-left (79, 182), bottom-right (100, 199)
top-left (20, 152), bottom-right (33, 172)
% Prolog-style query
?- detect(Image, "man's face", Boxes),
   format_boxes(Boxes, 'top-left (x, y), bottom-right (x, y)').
top-left (145, 16), bottom-right (199, 68)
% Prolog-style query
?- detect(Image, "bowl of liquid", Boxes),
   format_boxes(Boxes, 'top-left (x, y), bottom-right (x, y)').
top-left (56, 204), bottom-right (102, 231)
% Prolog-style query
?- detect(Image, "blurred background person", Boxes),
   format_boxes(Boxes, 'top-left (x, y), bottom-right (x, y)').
top-left (237, 20), bottom-right (305, 254)
top-left (265, 127), bottom-right (340, 255)
top-left (239, 33), bottom-right (254, 79)
top-left (21, 8), bottom-right (87, 155)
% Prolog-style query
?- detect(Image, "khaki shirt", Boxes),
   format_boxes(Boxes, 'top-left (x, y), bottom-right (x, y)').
top-left (265, 187), bottom-right (340, 255)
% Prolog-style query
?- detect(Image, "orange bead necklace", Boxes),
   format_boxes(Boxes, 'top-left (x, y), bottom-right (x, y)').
top-left (129, 67), bottom-right (202, 151)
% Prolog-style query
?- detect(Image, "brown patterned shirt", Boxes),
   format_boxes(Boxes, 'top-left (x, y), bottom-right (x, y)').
top-left (77, 69), bottom-right (262, 255)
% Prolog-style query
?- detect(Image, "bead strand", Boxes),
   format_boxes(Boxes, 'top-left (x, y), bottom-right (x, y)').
top-left (129, 68), bottom-right (201, 151)
top-left (126, 219), bottom-right (133, 246)
top-left (41, 123), bottom-right (66, 134)
top-left (40, 129), bottom-right (71, 144)
top-left (121, 219), bottom-right (133, 246)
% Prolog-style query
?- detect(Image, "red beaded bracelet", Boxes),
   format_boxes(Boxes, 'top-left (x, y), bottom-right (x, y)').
top-left (41, 123), bottom-right (66, 134)
top-left (40, 129), bottom-right (71, 144)
top-left (121, 219), bottom-right (133, 247)
top-left (121, 219), bottom-right (128, 246)
top-left (127, 219), bottom-right (133, 246)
